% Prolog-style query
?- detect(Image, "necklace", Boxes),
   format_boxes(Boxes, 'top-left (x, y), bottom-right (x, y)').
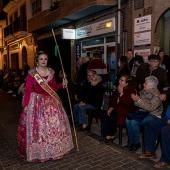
top-left (36, 67), bottom-right (49, 77)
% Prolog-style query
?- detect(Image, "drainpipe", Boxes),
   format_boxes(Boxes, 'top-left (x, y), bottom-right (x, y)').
top-left (117, 0), bottom-right (121, 58)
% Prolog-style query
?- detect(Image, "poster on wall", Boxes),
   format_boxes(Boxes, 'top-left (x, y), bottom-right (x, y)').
top-left (154, 46), bottom-right (160, 55)
top-left (134, 15), bottom-right (151, 33)
top-left (134, 49), bottom-right (150, 62)
top-left (134, 32), bottom-right (151, 46)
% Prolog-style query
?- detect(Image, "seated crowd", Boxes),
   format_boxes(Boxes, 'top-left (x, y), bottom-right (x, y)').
top-left (0, 68), bottom-right (27, 98)
top-left (72, 52), bottom-right (170, 169)
top-left (1, 51), bottom-right (170, 169)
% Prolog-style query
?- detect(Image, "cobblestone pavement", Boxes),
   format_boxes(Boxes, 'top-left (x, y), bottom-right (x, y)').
top-left (0, 89), bottom-right (162, 170)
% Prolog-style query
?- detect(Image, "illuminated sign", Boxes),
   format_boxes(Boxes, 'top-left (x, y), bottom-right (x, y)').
top-left (62, 29), bottom-right (76, 39)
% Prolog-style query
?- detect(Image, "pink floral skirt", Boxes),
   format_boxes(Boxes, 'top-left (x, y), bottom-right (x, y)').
top-left (17, 92), bottom-right (74, 162)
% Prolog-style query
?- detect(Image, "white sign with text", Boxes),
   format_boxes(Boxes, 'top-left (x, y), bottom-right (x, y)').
top-left (134, 15), bottom-right (151, 33)
top-left (76, 18), bottom-right (115, 39)
top-left (134, 32), bottom-right (151, 46)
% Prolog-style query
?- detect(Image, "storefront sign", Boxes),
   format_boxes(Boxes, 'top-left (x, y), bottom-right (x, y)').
top-left (62, 29), bottom-right (76, 39)
top-left (134, 49), bottom-right (150, 62)
top-left (76, 44), bottom-right (81, 60)
top-left (76, 18), bottom-right (115, 39)
top-left (134, 15), bottom-right (151, 32)
top-left (134, 32), bottom-right (151, 46)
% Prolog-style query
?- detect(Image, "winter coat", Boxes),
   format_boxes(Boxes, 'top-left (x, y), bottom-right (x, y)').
top-left (109, 84), bottom-right (136, 125)
top-left (135, 88), bottom-right (163, 117)
top-left (79, 82), bottom-right (105, 110)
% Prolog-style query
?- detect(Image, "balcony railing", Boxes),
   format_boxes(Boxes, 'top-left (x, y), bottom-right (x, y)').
top-left (4, 16), bottom-right (27, 38)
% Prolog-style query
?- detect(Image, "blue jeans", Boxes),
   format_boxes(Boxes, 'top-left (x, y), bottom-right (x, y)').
top-left (126, 114), bottom-right (158, 145)
top-left (145, 117), bottom-right (170, 163)
top-left (73, 103), bottom-right (96, 124)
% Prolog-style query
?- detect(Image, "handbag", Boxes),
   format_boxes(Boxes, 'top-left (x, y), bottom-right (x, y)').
top-left (127, 110), bottom-right (149, 122)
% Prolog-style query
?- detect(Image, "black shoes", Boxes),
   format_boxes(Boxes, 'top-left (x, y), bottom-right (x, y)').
top-left (123, 143), bottom-right (132, 150)
top-left (104, 137), bottom-right (115, 144)
top-left (129, 143), bottom-right (141, 151)
top-left (77, 126), bottom-right (89, 132)
top-left (123, 143), bottom-right (141, 151)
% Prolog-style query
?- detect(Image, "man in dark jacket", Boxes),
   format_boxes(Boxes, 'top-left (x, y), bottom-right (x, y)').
top-left (134, 54), bottom-right (169, 92)
top-left (126, 49), bottom-right (135, 72)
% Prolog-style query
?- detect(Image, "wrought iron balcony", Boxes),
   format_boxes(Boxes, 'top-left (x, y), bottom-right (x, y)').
top-left (4, 16), bottom-right (27, 38)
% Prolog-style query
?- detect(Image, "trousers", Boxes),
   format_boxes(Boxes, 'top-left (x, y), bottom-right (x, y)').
top-left (145, 116), bottom-right (170, 163)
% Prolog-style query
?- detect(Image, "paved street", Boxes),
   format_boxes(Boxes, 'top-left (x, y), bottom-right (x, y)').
top-left (0, 89), bottom-right (164, 170)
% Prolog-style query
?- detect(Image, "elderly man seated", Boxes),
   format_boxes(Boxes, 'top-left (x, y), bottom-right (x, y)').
top-left (124, 76), bottom-right (163, 151)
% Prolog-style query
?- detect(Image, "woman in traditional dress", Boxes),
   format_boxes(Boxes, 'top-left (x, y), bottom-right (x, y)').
top-left (17, 51), bottom-right (74, 162)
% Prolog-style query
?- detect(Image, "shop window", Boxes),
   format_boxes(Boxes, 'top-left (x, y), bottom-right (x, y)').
top-left (82, 37), bottom-right (104, 47)
top-left (106, 35), bottom-right (115, 43)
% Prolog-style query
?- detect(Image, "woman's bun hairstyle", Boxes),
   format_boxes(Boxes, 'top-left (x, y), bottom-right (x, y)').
top-left (35, 51), bottom-right (46, 63)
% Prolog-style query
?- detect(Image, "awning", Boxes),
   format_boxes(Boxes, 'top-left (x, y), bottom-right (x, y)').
top-left (31, 4), bottom-right (115, 34)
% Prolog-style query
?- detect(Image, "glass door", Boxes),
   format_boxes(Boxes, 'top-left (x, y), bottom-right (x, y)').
top-left (106, 45), bottom-right (116, 83)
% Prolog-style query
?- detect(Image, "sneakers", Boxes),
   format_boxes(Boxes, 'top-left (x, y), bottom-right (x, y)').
top-left (129, 143), bottom-right (141, 151)
top-left (139, 151), bottom-right (157, 159)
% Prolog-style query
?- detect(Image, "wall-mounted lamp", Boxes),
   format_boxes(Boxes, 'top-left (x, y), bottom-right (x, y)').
top-left (106, 22), bottom-right (112, 28)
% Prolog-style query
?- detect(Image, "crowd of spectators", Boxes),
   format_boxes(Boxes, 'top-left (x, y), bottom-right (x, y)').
top-left (0, 65), bottom-right (30, 99)
top-left (1, 50), bottom-right (170, 168)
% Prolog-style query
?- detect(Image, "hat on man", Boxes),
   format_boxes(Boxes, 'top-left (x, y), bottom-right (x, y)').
top-left (148, 54), bottom-right (161, 61)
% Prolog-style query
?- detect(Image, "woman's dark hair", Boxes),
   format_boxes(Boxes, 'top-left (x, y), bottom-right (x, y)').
top-left (35, 51), bottom-right (48, 63)
top-left (120, 74), bottom-right (133, 84)
top-left (158, 49), bottom-right (164, 54)
top-left (118, 56), bottom-right (130, 73)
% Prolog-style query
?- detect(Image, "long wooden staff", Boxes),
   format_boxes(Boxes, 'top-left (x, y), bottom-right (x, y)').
top-left (52, 29), bottom-right (79, 151)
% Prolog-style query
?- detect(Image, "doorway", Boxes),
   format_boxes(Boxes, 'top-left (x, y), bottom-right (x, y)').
top-left (11, 53), bottom-right (19, 70)
top-left (3, 55), bottom-right (8, 70)
top-left (22, 46), bottom-right (27, 69)
top-left (107, 46), bottom-right (116, 83)
top-left (81, 43), bottom-right (116, 83)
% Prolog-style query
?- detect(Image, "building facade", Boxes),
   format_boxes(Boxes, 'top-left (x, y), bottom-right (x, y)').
top-left (27, 0), bottom-right (120, 81)
top-left (1, 0), bottom-right (170, 82)
top-left (133, 0), bottom-right (170, 60)
top-left (0, 0), bottom-right (36, 70)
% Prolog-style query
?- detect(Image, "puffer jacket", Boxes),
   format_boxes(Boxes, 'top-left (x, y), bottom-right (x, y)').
top-left (135, 88), bottom-right (163, 117)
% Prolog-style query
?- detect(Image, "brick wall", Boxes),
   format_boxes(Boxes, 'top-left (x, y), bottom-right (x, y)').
top-left (132, 0), bottom-right (170, 54)
top-left (120, 0), bottom-right (133, 54)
